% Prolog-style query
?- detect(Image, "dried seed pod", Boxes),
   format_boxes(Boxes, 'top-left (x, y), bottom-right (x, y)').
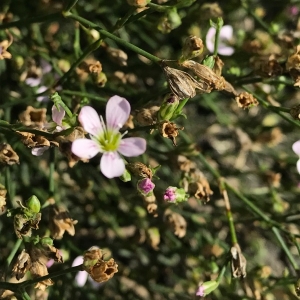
top-left (19, 106), bottom-right (47, 128)
top-left (0, 143), bottom-right (19, 165)
top-left (0, 184), bottom-right (7, 212)
top-left (181, 35), bottom-right (204, 61)
top-left (126, 162), bottom-right (153, 179)
top-left (251, 55), bottom-right (282, 77)
top-left (31, 261), bottom-right (54, 290)
top-left (135, 106), bottom-right (159, 126)
top-left (212, 56), bottom-right (224, 76)
top-left (235, 92), bottom-right (259, 109)
top-left (188, 177), bottom-right (213, 203)
top-left (14, 211), bottom-right (41, 239)
top-left (163, 65), bottom-right (210, 99)
top-left (12, 249), bottom-right (32, 280)
top-left (286, 45), bottom-right (300, 87)
top-left (181, 60), bottom-right (226, 91)
top-left (231, 243), bottom-right (247, 278)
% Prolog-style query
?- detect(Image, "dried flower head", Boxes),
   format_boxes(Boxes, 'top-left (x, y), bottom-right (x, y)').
top-left (158, 121), bottom-right (183, 146)
top-left (0, 184), bottom-right (7, 212)
top-left (126, 162), bottom-right (153, 179)
top-left (31, 261), bottom-right (54, 290)
top-left (12, 249), bottom-right (32, 280)
top-left (235, 92), bottom-right (259, 109)
top-left (49, 205), bottom-right (78, 240)
top-left (231, 243), bottom-right (247, 278)
top-left (188, 178), bottom-right (213, 203)
top-left (200, 3), bottom-right (223, 19)
top-left (163, 65), bottom-right (209, 99)
top-left (83, 247), bottom-right (118, 283)
top-left (88, 61), bottom-right (102, 75)
top-left (19, 106), bottom-right (47, 128)
top-left (106, 47), bottom-right (128, 66)
top-left (212, 55), bottom-right (224, 76)
top-left (164, 209), bottom-right (187, 238)
top-left (142, 193), bottom-right (158, 217)
top-left (0, 143), bottom-right (19, 165)
top-left (181, 60), bottom-right (226, 91)
top-left (135, 106), bottom-right (160, 126)
top-left (251, 55), bottom-right (283, 77)
top-left (147, 227), bottom-right (160, 250)
top-left (286, 45), bottom-right (300, 86)
top-left (0, 31), bottom-right (13, 60)
top-left (181, 35), bottom-right (204, 61)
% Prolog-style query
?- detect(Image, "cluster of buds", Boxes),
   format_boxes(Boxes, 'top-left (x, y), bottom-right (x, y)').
top-left (7, 195), bottom-right (42, 239)
top-left (12, 236), bottom-right (63, 290)
top-left (82, 247), bottom-right (118, 283)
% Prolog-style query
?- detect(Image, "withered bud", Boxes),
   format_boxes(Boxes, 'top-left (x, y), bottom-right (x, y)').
top-left (265, 171), bottom-right (281, 188)
top-left (12, 250), bottom-right (32, 280)
top-left (31, 261), bottom-right (53, 290)
top-left (177, 155), bottom-right (196, 173)
top-left (251, 55), bottom-right (283, 77)
top-left (135, 106), bottom-right (159, 126)
top-left (164, 209), bottom-right (187, 238)
top-left (0, 184), bottom-right (7, 212)
top-left (188, 178), bottom-right (213, 203)
top-left (286, 45), bottom-right (300, 71)
top-left (122, 114), bottom-right (134, 130)
top-left (235, 92), bottom-right (259, 109)
top-left (212, 56), bottom-right (224, 76)
top-left (126, 162), bottom-right (153, 179)
top-left (49, 205), bottom-right (78, 240)
top-left (83, 247), bottom-right (118, 283)
top-left (231, 243), bottom-right (247, 278)
top-left (88, 61), bottom-right (102, 74)
top-left (17, 131), bottom-right (57, 151)
top-left (0, 31), bottom-right (13, 60)
top-left (158, 121), bottom-right (183, 146)
top-left (127, 0), bottom-right (148, 7)
top-left (106, 47), bottom-right (128, 66)
top-left (142, 193), bottom-right (158, 217)
top-left (200, 3), bottom-right (223, 19)
top-left (223, 80), bottom-right (238, 97)
top-left (14, 212), bottom-right (41, 239)
top-left (0, 143), bottom-right (19, 165)
top-left (181, 36), bottom-right (204, 61)
top-left (147, 227), bottom-right (160, 250)
top-left (19, 106), bottom-right (47, 127)
top-left (181, 60), bottom-right (226, 91)
top-left (163, 65), bottom-right (209, 99)
top-left (290, 104), bottom-right (300, 120)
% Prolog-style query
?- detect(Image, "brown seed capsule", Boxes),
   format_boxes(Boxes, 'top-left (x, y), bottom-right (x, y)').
top-left (181, 60), bottom-right (226, 91)
top-left (0, 143), bottom-right (19, 165)
top-left (163, 65), bottom-right (209, 99)
top-left (126, 162), bottom-right (153, 179)
top-left (12, 249), bottom-right (32, 280)
top-left (188, 177), bottom-right (213, 203)
top-left (0, 184), bottom-right (7, 212)
top-left (164, 209), bottom-right (187, 238)
top-left (286, 45), bottom-right (300, 87)
top-left (212, 56), bottom-right (224, 76)
top-left (251, 55), bottom-right (282, 77)
top-left (181, 36), bottom-right (204, 61)
top-left (31, 261), bottom-right (54, 290)
top-left (235, 92), bottom-right (259, 109)
top-left (231, 243), bottom-right (247, 278)
top-left (158, 121), bottom-right (183, 146)
top-left (135, 106), bottom-right (159, 126)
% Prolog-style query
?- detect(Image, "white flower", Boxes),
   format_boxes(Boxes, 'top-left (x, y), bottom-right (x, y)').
top-left (206, 25), bottom-right (234, 56)
top-left (292, 140), bottom-right (300, 173)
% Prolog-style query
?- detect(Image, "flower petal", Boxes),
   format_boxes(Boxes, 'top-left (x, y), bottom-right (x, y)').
top-left (293, 141), bottom-right (300, 155)
top-left (79, 106), bottom-right (103, 136)
top-left (220, 25), bottom-right (233, 40)
top-left (118, 137), bottom-right (146, 157)
top-left (72, 256), bottom-right (87, 287)
top-left (31, 146), bottom-right (49, 156)
top-left (100, 152), bottom-right (125, 178)
top-left (106, 95), bottom-right (130, 130)
top-left (25, 77), bottom-right (41, 87)
top-left (297, 159), bottom-right (300, 174)
top-left (71, 139), bottom-right (100, 159)
top-left (52, 104), bottom-right (65, 126)
top-left (217, 44), bottom-right (235, 56)
top-left (205, 27), bottom-right (216, 53)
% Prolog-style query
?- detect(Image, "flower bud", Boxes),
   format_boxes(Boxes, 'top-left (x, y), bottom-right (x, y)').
top-left (26, 195), bottom-right (41, 213)
top-left (180, 36), bottom-right (204, 62)
top-left (196, 280), bottom-right (219, 297)
top-left (158, 8), bottom-right (181, 34)
top-left (137, 178), bottom-right (155, 196)
top-left (158, 94), bottom-right (179, 121)
top-left (120, 168), bottom-right (132, 182)
top-left (163, 186), bottom-right (187, 203)
top-left (40, 237), bottom-right (53, 246)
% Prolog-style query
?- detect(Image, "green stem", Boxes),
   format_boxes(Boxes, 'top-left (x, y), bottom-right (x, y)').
top-left (113, 7), bottom-right (137, 31)
top-left (272, 227), bottom-right (299, 272)
top-left (216, 262), bottom-right (228, 283)
top-left (65, 13), bottom-right (161, 64)
top-left (61, 90), bottom-right (107, 102)
top-left (0, 12), bottom-right (62, 30)
top-left (63, 0), bottom-right (79, 13)
top-left (6, 239), bottom-right (22, 267)
top-left (20, 290), bottom-right (31, 300)
top-left (49, 147), bottom-right (55, 199)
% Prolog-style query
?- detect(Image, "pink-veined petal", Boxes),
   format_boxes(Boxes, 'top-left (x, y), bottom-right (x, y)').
top-left (106, 95), bottom-right (130, 130)
top-left (293, 141), bottom-right (300, 155)
top-left (297, 159), bottom-right (300, 174)
top-left (31, 146), bottom-right (50, 156)
top-left (71, 139), bottom-right (100, 159)
top-left (79, 106), bottom-right (103, 136)
top-left (52, 104), bottom-right (65, 126)
top-left (100, 151), bottom-right (125, 178)
top-left (118, 137), bottom-right (146, 157)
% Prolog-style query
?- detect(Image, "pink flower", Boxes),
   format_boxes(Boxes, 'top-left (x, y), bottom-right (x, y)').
top-left (71, 95), bottom-right (146, 178)
top-left (206, 25), bottom-right (234, 56)
top-left (292, 141), bottom-right (300, 174)
top-left (196, 285), bottom-right (205, 297)
top-left (137, 178), bottom-right (155, 195)
top-left (164, 187), bottom-right (176, 202)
